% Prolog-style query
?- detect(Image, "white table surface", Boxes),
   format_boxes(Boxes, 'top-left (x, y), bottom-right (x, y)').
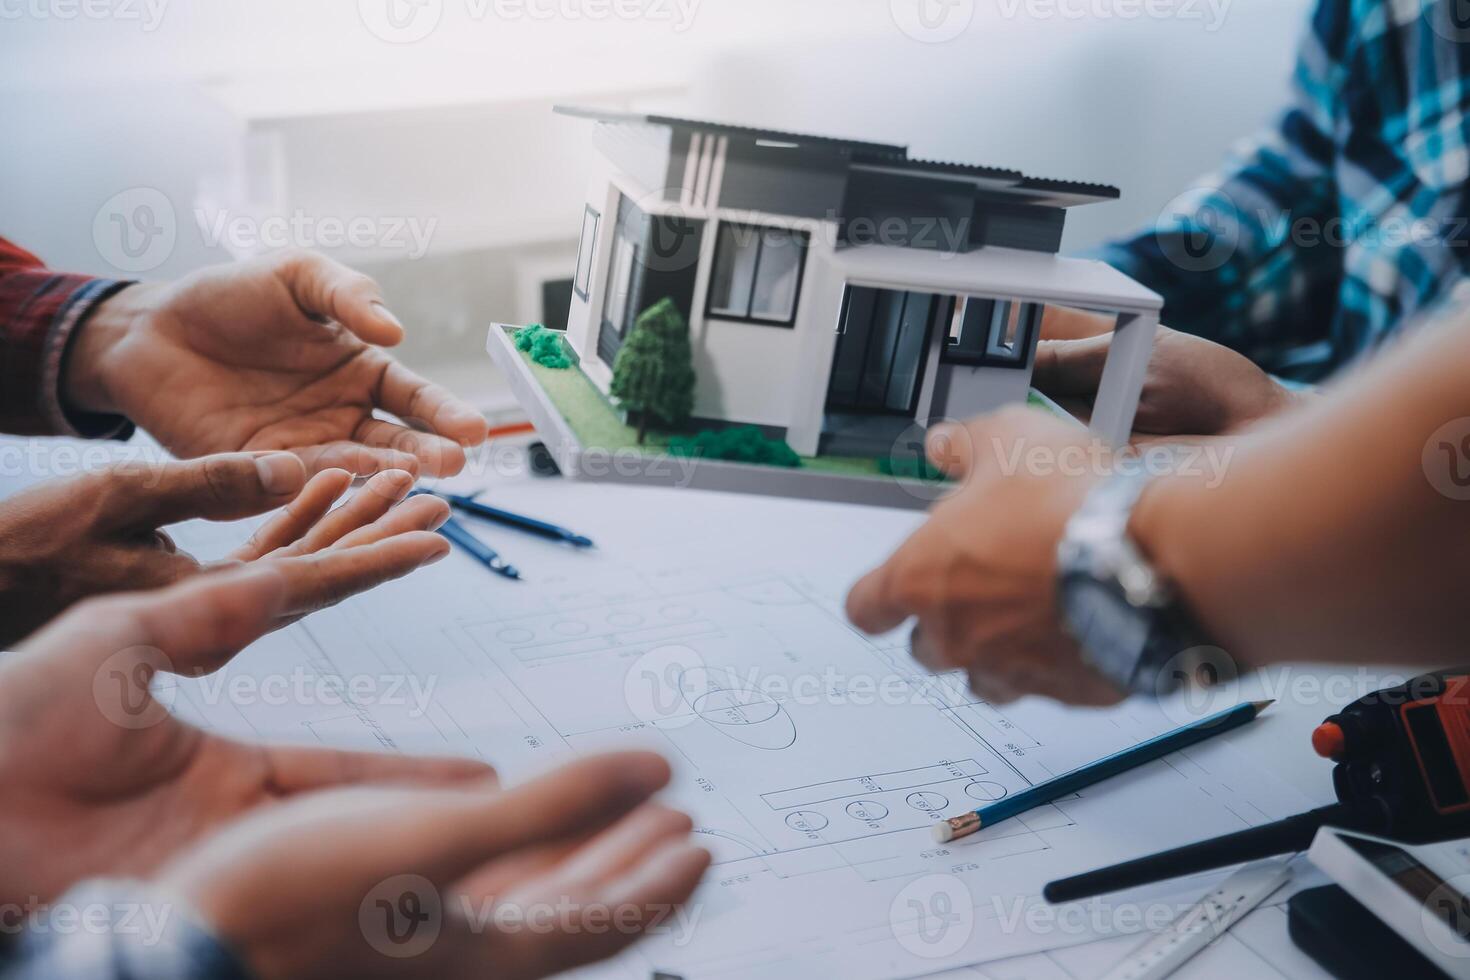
top-left (1, 432), bottom-right (1397, 979)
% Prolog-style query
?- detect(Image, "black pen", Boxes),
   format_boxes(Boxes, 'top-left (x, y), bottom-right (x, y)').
top-left (433, 490), bottom-right (595, 549)
top-left (436, 513), bottom-right (521, 581)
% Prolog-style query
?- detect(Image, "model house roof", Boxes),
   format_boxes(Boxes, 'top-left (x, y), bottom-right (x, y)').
top-left (832, 244), bottom-right (1162, 313)
top-left (554, 105), bottom-right (1119, 207)
top-left (554, 105), bottom-right (908, 157)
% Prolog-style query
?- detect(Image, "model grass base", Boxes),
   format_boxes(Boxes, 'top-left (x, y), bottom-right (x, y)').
top-left (488, 323), bottom-right (1065, 509)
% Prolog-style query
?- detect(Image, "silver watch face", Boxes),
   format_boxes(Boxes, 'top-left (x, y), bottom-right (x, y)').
top-left (1061, 576), bottom-right (1152, 689)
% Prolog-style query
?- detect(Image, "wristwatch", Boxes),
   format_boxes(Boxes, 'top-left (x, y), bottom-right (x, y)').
top-left (1055, 468), bottom-right (1210, 695)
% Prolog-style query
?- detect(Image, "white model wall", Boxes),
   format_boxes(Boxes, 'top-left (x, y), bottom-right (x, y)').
top-left (933, 363), bottom-right (1034, 422)
top-left (689, 216), bottom-right (841, 435)
top-left (691, 319), bottom-right (801, 428)
top-left (565, 173), bottom-right (622, 388)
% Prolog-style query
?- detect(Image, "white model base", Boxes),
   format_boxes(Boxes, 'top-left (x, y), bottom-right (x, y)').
top-left (486, 323), bottom-right (951, 511)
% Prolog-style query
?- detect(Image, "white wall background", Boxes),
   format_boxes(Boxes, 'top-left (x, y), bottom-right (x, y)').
top-left (0, 0), bottom-right (1312, 396)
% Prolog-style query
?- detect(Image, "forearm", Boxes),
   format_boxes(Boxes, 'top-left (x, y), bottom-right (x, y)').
top-left (0, 239), bottom-right (134, 438)
top-left (1132, 315), bottom-right (1470, 669)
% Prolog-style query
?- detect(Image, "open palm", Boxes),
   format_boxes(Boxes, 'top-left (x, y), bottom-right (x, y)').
top-left (71, 250), bottom-right (488, 476)
top-left (0, 566), bottom-right (494, 907)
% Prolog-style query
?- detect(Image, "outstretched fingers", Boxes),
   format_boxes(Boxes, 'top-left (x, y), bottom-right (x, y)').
top-left (231, 468), bottom-right (353, 562)
top-left (257, 742), bottom-right (497, 795)
top-left (270, 469), bottom-right (415, 557)
top-left (268, 532), bottom-right (449, 619)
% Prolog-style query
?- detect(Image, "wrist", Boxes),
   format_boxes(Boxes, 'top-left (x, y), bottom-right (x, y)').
top-left (62, 281), bottom-right (159, 416)
top-left (1126, 473), bottom-right (1191, 596)
top-left (1234, 377), bottom-right (1309, 431)
top-left (1126, 472), bottom-right (1244, 668)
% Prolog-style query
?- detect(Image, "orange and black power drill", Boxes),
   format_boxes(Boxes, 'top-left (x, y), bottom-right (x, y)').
top-left (1045, 670), bottom-right (1470, 903)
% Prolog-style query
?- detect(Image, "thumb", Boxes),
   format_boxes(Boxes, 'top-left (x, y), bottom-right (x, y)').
top-left (101, 452), bottom-right (306, 533)
top-left (118, 563), bottom-right (289, 674)
top-left (1032, 333), bottom-right (1114, 398)
top-left (924, 420), bottom-right (977, 480)
top-left (11, 564), bottom-right (287, 729)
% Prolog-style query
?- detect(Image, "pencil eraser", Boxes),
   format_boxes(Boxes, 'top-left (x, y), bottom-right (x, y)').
top-left (932, 822), bottom-right (954, 844)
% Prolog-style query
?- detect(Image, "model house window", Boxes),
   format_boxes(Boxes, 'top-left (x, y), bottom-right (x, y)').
top-left (603, 234), bottom-right (638, 337)
top-left (944, 297), bottom-right (1041, 368)
top-left (706, 223), bottom-right (808, 326)
top-left (573, 206), bottom-right (599, 301)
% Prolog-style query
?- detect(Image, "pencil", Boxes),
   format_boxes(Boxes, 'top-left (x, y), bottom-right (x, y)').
top-left (433, 490), bottom-right (595, 549)
top-left (934, 700), bottom-right (1274, 843)
top-left (436, 514), bottom-right (521, 581)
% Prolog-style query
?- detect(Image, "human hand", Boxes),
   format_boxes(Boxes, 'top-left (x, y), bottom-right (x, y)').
top-left (0, 453), bottom-right (451, 647)
top-left (0, 564), bottom-right (492, 907)
top-left (162, 753), bottom-right (710, 980)
top-left (846, 407), bottom-right (1122, 705)
top-left (64, 250), bottom-right (487, 476)
top-left (1033, 324), bottom-right (1299, 436)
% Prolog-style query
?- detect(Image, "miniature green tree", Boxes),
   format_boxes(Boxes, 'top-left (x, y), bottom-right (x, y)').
top-left (610, 297), bottom-right (695, 443)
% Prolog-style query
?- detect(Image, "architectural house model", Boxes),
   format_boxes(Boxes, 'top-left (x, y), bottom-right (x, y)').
top-left (486, 106), bottom-right (1162, 508)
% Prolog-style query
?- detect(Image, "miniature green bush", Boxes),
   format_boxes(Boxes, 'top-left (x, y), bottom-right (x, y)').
top-left (610, 298), bottom-right (696, 442)
top-left (668, 427), bottom-right (802, 468)
top-left (515, 324), bottom-right (573, 370)
top-left (878, 455), bottom-right (948, 482)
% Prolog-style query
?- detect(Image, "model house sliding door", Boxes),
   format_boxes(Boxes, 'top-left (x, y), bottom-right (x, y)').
top-left (826, 286), bottom-right (939, 416)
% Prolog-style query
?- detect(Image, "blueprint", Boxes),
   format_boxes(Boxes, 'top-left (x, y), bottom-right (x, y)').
top-left (165, 484), bottom-right (1316, 980)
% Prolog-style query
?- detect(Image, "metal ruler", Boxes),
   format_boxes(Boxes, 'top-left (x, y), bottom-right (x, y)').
top-left (1100, 860), bottom-right (1293, 980)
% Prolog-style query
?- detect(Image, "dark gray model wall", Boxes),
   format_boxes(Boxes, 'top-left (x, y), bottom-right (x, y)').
top-left (842, 170), bottom-right (1067, 253)
top-left (715, 140), bottom-right (851, 219)
top-left (970, 196), bottom-right (1065, 253)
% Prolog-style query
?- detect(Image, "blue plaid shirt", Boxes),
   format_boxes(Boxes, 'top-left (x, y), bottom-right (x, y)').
top-left (1097, 0), bottom-right (1470, 382)
top-left (0, 881), bottom-right (250, 980)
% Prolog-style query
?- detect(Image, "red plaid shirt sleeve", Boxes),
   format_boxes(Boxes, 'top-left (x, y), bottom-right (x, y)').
top-left (0, 238), bottom-right (134, 438)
